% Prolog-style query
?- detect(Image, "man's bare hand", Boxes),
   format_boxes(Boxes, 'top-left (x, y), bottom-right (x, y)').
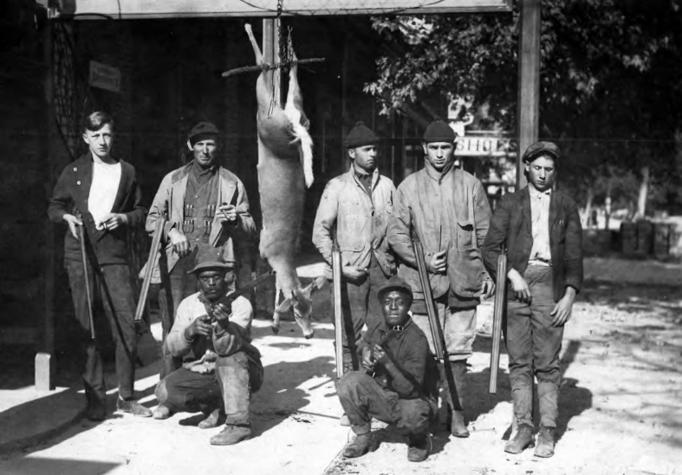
top-left (427, 250), bottom-right (447, 274)
top-left (169, 228), bottom-right (191, 257)
top-left (342, 265), bottom-right (368, 282)
top-left (507, 268), bottom-right (531, 303)
top-left (101, 212), bottom-right (128, 230)
top-left (550, 288), bottom-right (576, 326)
top-left (361, 346), bottom-right (375, 372)
top-left (212, 302), bottom-right (231, 323)
top-left (185, 315), bottom-right (212, 340)
top-left (372, 344), bottom-right (387, 363)
top-left (479, 279), bottom-right (495, 299)
top-left (63, 214), bottom-right (82, 239)
top-left (217, 204), bottom-right (238, 224)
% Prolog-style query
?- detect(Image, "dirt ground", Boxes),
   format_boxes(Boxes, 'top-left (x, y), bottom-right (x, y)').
top-left (0, 259), bottom-right (681, 475)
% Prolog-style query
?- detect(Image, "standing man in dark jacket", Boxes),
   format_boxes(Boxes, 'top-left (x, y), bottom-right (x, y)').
top-left (337, 276), bottom-right (436, 463)
top-left (482, 141), bottom-right (583, 458)
top-left (48, 111), bottom-right (151, 420)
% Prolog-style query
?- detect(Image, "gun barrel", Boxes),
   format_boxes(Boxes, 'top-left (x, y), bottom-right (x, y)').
top-left (488, 251), bottom-right (507, 394)
top-left (78, 224), bottom-right (96, 340)
top-left (135, 217), bottom-right (166, 321)
top-left (331, 240), bottom-right (344, 379)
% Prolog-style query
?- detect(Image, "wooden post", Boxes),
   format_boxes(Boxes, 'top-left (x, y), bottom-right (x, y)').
top-left (262, 19), bottom-right (281, 107)
top-left (517, 0), bottom-right (541, 190)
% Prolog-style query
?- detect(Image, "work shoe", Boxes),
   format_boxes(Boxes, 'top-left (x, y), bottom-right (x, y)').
top-left (152, 405), bottom-right (171, 420)
top-left (198, 409), bottom-right (222, 429)
top-left (534, 426), bottom-right (555, 458)
top-left (342, 433), bottom-right (375, 458)
top-left (504, 424), bottom-right (534, 454)
top-left (209, 424), bottom-right (252, 446)
top-left (85, 403), bottom-right (106, 421)
top-left (450, 410), bottom-right (470, 438)
top-left (407, 434), bottom-right (429, 462)
top-left (117, 397), bottom-right (152, 417)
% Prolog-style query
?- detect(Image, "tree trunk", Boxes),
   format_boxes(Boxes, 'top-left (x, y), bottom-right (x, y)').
top-left (636, 165), bottom-right (650, 220)
top-left (583, 185), bottom-right (594, 228)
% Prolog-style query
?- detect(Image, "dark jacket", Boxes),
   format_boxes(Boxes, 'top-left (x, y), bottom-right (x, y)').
top-left (482, 187), bottom-right (583, 301)
top-left (47, 153), bottom-right (146, 265)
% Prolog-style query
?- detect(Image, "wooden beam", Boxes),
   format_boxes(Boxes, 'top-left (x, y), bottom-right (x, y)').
top-left (517, 0), bottom-right (541, 190)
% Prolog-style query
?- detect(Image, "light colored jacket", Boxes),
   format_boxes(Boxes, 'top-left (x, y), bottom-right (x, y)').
top-left (312, 168), bottom-right (396, 277)
top-left (388, 163), bottom-right (491, 301)
top-left (145, 163), bottom-right (257, 276)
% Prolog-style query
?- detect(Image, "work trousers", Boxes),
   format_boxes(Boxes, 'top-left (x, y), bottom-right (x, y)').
top-left (337, 371), bottom-right (431, 436)
top-left (158, 254), bottom-right (196, 378)
top-left (155, 351), bottom-right (263, 426)
top-left (505, 264), bottom-right (563, 428)
top-left (335, 257), bottom-right (387, 371)
top-left (412, 303), bottom-right (477, 362)
top-left (65, 260), bottom-right (137, 402)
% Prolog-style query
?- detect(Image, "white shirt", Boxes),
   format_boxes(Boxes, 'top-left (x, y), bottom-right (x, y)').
top-left (528, 186), bottom-right (552, 265)
top-left (88, 161), bottom-right (121, 229)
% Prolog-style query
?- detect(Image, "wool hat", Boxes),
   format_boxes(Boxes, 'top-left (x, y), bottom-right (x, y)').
top-left (522, 141), bottom-right (560, 163)
top-left (188, 121), bottom-right (220, 146)
top-left (187, 244), bottom-right (235, 274)
top-left (377, 275), bottom-right (413, 302)
top-left (344, 121), bottom-right (379, 148)
top-left (422, 120), bottom-right (455, 143)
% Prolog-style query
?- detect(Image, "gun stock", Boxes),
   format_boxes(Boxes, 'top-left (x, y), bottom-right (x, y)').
top-left (488, 250), bottom-right (507, 394)
top-left (135, 217), bottom-right (166, 322)
top-left (331, 240), bottom-right (344, 379)
top-left (409, 210), bottom-right (461, 411)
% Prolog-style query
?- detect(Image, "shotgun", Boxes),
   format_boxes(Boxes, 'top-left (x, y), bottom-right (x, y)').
top-left (77, 224), bottom-right (96, 340)
top-left (408, 208), bottom-right (461, 411)
top-left (488, 249), bottom-right (507, 394)
top-left (135, 216), bottom-right (166, 322)
top-left (331, 238), bottom-right (344, 379)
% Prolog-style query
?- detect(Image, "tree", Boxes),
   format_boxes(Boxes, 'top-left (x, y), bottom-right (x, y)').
top-left (365, 0), bottom-right (682, 216)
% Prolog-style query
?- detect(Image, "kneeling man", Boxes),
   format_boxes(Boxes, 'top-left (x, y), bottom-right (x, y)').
top-left (337, 276), bottom-right (436, 463)
top-left (153, 244), bottom-right (263, 446)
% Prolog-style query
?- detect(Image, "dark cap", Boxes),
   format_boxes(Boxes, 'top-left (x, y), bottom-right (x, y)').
top-left (187, 243), bottom-right (235, 274)
top-left (377, 276), bottom-right (413, 302)
top-left (344, 121), bottom-right (379, 148)
top-left (522, 141), bottom-right (560, 163)
top-left (422, 120), bottom-right (455, 143)
top-left (188, 121), bottom-right (220, 146)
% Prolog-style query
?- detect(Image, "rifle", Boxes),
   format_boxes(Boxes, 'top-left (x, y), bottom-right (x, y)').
top-left (77, 223), bottom-right (96, 340)
top-left (408, 208), bottom-right (461, 411)
top-left (331, 238), bottom-right (345, 379)
top-left (135, 216), bottom-right (166, 322)
top-left (201, 270), bottom-right (275, 325)
top-left (488, 248), bottom-right (507, 394)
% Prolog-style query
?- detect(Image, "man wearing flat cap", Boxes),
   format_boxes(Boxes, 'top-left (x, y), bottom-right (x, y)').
top-left (482, 141), bottom-right (582, 458)
top-left (388, 119), bottom-right (492, 438)
top-left (313, 121), bottom-right (397, 373)
top-left (152, 243), bottom-right (263, 446)
top-left (337, 276), bottom-right (437, 462)
top-left (146, 121), bottom-right (257, 378)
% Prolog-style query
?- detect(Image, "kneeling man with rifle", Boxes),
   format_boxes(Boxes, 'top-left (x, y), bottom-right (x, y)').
top-left (153, 244), bottom-right (263, 446)
top-left (337, 276), bottom-right (437, 463)
top-left (483, 142), bottom-right (583, 457)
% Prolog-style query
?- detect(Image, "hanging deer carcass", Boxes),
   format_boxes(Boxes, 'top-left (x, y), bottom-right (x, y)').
top-left (245, 24), bottom-right (321, 338)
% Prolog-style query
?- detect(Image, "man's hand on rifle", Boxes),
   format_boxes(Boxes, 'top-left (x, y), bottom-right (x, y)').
top-left (479, 277), bottom-right (495, 299)
top-left (361, 346), bottom-right (375, 372)
top-left (184, 315), bottom-right (212, 340)
top-left (342, 264), bottom-right (368, 282)
top-left (508, 268), bottom-right (531, 303)
top-left (211, 301), bottom-right (231, 327)
top-left (217, 203), bottom-right (238, 224)
top-left (63, 213), bottom-right (82, 239)
top-left (169, 228), bottom-right (191, 257)
top-left (427, 250), bottom-right (447, 274)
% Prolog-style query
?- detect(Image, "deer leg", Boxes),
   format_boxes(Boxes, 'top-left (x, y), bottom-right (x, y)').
top-left (245, 23), bottom-right (274, 117)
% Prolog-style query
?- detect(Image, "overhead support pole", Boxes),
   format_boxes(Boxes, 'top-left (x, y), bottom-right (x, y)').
top-left (517, 0), bottom-right (541, 190)
top-left (262, 19), bottom-right (281, 107)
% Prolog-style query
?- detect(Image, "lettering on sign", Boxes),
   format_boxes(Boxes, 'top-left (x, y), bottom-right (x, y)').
top-left (455, 136), bottom-right (515, 157)
top-left (89, 60), bottom-right (121, 93)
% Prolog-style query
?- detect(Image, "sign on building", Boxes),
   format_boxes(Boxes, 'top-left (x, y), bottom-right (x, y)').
top-left (89, 60), bottom-right (121, 93)
top-left (455, 135), bottom-right (515, 157)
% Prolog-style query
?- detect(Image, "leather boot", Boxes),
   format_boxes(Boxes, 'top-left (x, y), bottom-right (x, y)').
top-left (449, 361), bottom-right (469, 438)
top-left (534, 426), bottom-right (555, 458)
top-left (342, 432), bottom-right (376, 458)
top-left (209, 424), bottom-right (252, 446)
top-left (504, 424), bottom-right (534, 454)
top-left (198, 408), bottom-right (222, 429)
top-left (407, 434), bottom-right (429, 462)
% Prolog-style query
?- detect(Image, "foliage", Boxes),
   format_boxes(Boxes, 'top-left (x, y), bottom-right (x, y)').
top-left (366, 0), bottom-right (682, 212)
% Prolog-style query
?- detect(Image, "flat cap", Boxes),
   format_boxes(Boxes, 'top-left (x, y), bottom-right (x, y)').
top-left (522, 141), bottom-right (560, 163)
top-left (422, 120), bottom-right (455, 143)
top-left (344, 121), bottom-right (379, 148)
top-left (377, 275), bottom-right (413, 302)
top-left (187, 243), bottom-right (235, 274)
top-left (188, 121), bottom-right (220, 146)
